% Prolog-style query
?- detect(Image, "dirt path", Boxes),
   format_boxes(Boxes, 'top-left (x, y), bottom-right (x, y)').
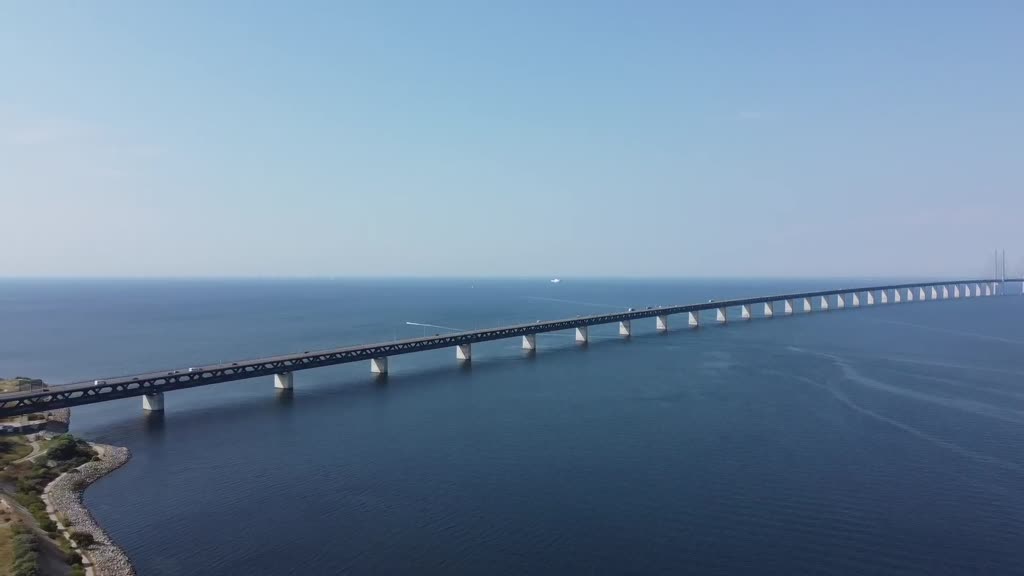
top-left (0, 493), bottom-right (73, 576)
top-left (14, 437), bottom-right (43, 464)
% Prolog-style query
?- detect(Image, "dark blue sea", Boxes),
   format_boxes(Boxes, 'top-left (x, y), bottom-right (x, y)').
top-left (2, 278), bottom-right (1023, 575)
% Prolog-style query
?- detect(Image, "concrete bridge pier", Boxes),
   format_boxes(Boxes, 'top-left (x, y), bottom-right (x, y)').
top-left (851, 293), bottom-right (860, 307)
top-left (619, 320), bottom-right (631, 337)
top-left (716, 307), bottom-right (728, 323)
top-left (942, 285), bottom-right (949, 299)
top-left (964, 284), bottom-right (972, 298)
top-left (142, 392), bottom-right (164, 412)
top-left (456, 344), bottom-right (471, 361)
top-left (522, 334), bottom-right (536, 350)
top-left (866, 291), bottom-right (875, 305)
top-left (905, 288), bottom-right (914, 302)
top-left (575, 326), bottom-right (589, 343)
top-left (918, 287), bottom-right (927, 300)
top-left (688, 311), bottom-right (700, 327)
top-left (763, 302), bottom-right (774, 317)
top-left (930, 287), bottom-right (938, 300)
top-left (985, 284), bottom-right (992, 296)
top-left (836, 294), bottom-right (846, 309)
top-left (894, 289), bottom-right (902, 303)
top-left (819, 296), bottom-right (830, 311)
top-left (974, 283), bottom-right (982, 297)
top-left (803, 297), bottom-right (813, 312)
top-left (656, 315), bottom-right (669, 331)
top-left (953, 285), bottom-right (961, 298)
top-left (784, 299), bottom-right (794, 315)
top-left (370, 357), bottom-right (389, 374)
top-left (274, 372), bottom-right (293, 389)
top-left (741, 304), bottom-right (752, 320)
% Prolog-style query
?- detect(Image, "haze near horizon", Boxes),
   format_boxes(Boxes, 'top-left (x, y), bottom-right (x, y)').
top-left (2, 1), bottom-right (1021, 278)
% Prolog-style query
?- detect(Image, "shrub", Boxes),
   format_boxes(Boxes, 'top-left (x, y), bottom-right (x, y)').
top-left (69, 566), bottom-right (86, 576)
top-left (69, 531), bottom-right (95, 548)
top-left (38, 518), bottom-right (56, 533)
top-left (65, 549), bottom-right (83, 565)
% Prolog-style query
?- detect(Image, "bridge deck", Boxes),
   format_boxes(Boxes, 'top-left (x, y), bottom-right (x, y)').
top-left (0, 279), bottom-right (1016, 417)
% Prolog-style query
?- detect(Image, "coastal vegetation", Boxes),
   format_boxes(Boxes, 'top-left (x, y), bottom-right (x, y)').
top-left (1, 429), bottom-right (95, 575)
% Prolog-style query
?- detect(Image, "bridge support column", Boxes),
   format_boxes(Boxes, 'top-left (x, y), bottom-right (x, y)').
top-left (763, 302), bottom-right (774, 317)
top-left (456, 344), bottom-right (471, 361)
top-left (274, 372), bottom-right (293, 389)
top-left (931, 287), bottom-right (938, 300)
top-left (985, 284), bottom-right (992, 296)
top-left (836, 294), bottom-right (846, 309)
top-left (741, 304), bottom-right (751, 320)
top-left (905, 288), bottom-right (914, 302)
top-left (522, 334), bottom-right (536, 350)
top-left (370, 357), bottom-right (389, 374)
top-left (656, 315), bottom-right (669, 331)
top-left (953, 285), bottom-right (961, 298)
top-left (974, 284), bottom-right (982, 297)
top-left (918, 287), bottom-right (926, 300)
top-left (819, 296), bottom-right (830, 311)
top-left (866, 291), bottom-right (875, 305)
top-left (942, 285), bottom-right (949, 299)
top-left (851, 293), bottom-right (860, 307)
top-left (894, 289), bottom-right (902, 303)
top-left (716, 307), bottom-right (727, 323)
top-left (784, 299), bottom-right (794, 315)
top-left (575, 326), bottom-right (589, 343)
top-left (803, 297), bottom-right (812, 312)
top-left (142, 392), bottom-right (164, 412)
top-left (619, 320), bottom-right (631, 337)
top-left (688, 311), bottom-right (700, 327)
top-left (964, 284), bottom-right (972, 298)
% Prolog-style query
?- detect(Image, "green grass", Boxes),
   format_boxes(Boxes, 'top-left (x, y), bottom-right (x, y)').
top-left (0, 436), bottom-right (33, 467)
top-left (0, 523), bottom-right (14, 574)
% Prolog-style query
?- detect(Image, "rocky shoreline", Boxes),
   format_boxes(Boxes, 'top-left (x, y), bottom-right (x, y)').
top-left (42, 443), bottom-right (136, 576)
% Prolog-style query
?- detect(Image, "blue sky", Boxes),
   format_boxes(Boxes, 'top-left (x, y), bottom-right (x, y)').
top-left (1, 1), bottom-right (1021, 277)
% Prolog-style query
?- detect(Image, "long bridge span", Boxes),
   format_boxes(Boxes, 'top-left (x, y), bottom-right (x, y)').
top-left (1, 278), bottom-right (1019, 417)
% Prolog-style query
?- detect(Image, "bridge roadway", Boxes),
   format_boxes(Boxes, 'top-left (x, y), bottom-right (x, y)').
top-left (0, 278), bottom-right (1018, 417)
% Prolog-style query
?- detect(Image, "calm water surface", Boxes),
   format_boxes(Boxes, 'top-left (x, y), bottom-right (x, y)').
top-left (2, 279), bottom-right (1023, 575)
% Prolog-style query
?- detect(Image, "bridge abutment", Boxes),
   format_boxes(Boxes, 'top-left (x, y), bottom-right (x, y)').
top-left (142, 392), bottom-right (164, 412)
top-left (274, 372), bottom-right (293, 389)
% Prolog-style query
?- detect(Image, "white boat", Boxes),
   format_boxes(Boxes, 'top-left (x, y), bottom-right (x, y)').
top-left (550, 278), bottom-right (561, 284)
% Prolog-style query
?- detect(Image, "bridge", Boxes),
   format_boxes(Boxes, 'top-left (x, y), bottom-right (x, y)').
top-left (1, 279), bottom-right (1019, 417)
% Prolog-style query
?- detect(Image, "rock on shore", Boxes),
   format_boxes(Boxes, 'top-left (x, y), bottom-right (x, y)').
top-left (43, 444), bottom-right (135, 576)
